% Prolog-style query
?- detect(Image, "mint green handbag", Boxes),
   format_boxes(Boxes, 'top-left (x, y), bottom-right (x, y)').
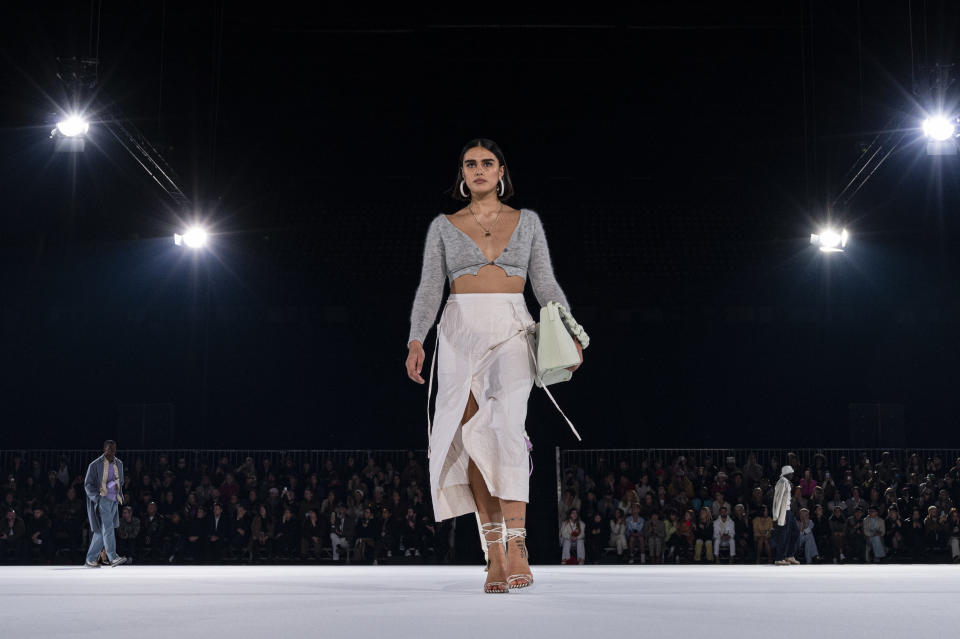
top-left (530, 301), bottom-right (587, 388)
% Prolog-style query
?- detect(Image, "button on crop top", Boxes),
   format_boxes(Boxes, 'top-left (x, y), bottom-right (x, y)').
top-left (407, 207), bottom-right (571, 347)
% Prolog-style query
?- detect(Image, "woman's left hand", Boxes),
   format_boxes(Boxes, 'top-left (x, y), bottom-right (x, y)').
top-left (566, 340), bottom-right (583, 372)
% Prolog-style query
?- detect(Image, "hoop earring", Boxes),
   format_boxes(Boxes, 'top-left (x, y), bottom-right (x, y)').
top-left (459, 180), bottom-right (469, 198)
top-left (497, 177), bottom-right (505, 196)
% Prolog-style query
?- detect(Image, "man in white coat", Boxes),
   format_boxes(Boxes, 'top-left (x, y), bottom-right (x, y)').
top-left (772, 465), bottom-right (800, 565)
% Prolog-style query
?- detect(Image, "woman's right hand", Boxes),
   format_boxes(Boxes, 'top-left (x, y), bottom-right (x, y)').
top-left (406, 341), bottom-right (425, 384)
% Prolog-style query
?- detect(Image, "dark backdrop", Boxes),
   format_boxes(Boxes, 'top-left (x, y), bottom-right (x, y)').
top-left (2, 3), bottom-right (960, 454)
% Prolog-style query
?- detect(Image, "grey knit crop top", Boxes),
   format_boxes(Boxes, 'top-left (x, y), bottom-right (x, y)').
top-left (407, 207), bottom-right (571, 347)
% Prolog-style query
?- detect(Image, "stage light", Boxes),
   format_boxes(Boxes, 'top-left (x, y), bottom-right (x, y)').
top-left (54, 115), bottom-right (90, 138)
top-left (922, 115), bottom-right (956, 141)
top-left (174, 227), bottom-right (208, 248)
top-left (810, 227), bottom-right (848, 253)
top-left (923, 115), bottom-right (959, 155)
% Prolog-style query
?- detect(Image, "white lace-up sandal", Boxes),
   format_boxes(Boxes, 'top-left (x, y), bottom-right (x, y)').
top-left (480, 521), bottom-right (509, 593)
top-left (505, 527), bottom-right (533, 589)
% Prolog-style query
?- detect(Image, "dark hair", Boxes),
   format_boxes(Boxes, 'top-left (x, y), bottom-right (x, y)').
top-left (103, 439), bottom-right (116, 449)
top-left (449, 138), bottom-right (516, 202)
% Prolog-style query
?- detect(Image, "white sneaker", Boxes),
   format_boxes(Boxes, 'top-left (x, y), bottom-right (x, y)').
top-left (109, 556), bottom-right (128, 567)
top-left (84, 560), bottom-right (100, 568)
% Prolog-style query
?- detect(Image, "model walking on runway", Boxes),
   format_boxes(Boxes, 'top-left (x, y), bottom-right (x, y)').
top-left (405, 138), bottom-right (583, 593)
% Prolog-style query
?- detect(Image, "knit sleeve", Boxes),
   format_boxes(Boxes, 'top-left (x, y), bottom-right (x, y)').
top-left (408, 216), bottom-right (446, 348)
top-left (527, 210), bottom-right (571, 312)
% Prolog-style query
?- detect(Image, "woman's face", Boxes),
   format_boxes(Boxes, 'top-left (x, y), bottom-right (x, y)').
top-left (460, 146), bottom-right (504, 199)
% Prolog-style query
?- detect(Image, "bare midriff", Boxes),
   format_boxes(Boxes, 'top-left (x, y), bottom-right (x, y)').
top-left (450, 266), bottom-right (525, 294)
top-left (447, 207), bottom-right (525, 294)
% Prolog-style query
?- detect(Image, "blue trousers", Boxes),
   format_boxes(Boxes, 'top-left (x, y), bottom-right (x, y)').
top-left (86, 498), bottom-right (119, 563)
top-left (773, 510), bottom-right (800, 561)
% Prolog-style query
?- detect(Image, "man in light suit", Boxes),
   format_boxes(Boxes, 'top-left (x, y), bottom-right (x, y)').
top-left (83, 440), bottom-right (129, 567)
top-left (772, 465), bottom-right (800, 565)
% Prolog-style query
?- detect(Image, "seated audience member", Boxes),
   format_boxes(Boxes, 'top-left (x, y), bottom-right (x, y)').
top-left (585, 512), bottom-right (606, 564)
top-left (250, 503), bottom-right (274, 561)
top-left (663, 510), bottom-right (680, 562)
top-left (905, 507), bottom-right (926, 561)
top-left (329, 503), bottom-right (355, 561)
top-left (644, 511), bottom-right (666, 564)
top-left (608, 508), bottom-right (627, 561)
top-left (693, 507), bottom-right (714, 563)
top-left (230, 503), bottom-right (252, 557)
top-left (713, 506), bottom-right (735, 563)
top-left (353, 506), bottom-right (376, 561)
top-left (373, 506), bottom-right (398, 561)
top-left (947, 508), bottom-right (960, 563)
top-left (924, 506), bottom-right (946, 553)
top-left (811, 504), bottom-right (831, 561)
top-left (797, 507), bottom-right (819, 564)
top-left (26, 506), bottom-right (55, 562)
top-left (140, 501), bottom-right (164, 561)
top-left (884, 507), bottom-right (904, 559)
top-left (560, 508), bottom-right (586, 565)
top-left (274, 506), bottom-right (299, 559)
top-left (163, 511), bottom-right (186, 563)
top-left (207, 503), bottom-right (229, 561)
top-left (300, 509), bottom-right (324, 559)
top-left (398, 507), bottom-right (422, 558)
top-left (863, 506), bottom-right (887, 563)
top-left (845, 507), bottom-right (866, 562)
top-left (185, 505), bottom-right (208, 561)
top-left (753, 504), bottom-right (773, 563)
top-left (116, 505), bottom-right (141, 561)
top-left (625, 503), bottom-right (645, 563)
top-left (710, 492), bottom-right (729, 520)
top-left (829, 505), bottom-right (848, 562)
top-left (732, 504), bottom-right (751, 561)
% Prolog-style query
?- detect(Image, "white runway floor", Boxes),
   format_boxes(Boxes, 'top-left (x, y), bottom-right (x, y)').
top-left (1, 564), bottom-right (958, 638)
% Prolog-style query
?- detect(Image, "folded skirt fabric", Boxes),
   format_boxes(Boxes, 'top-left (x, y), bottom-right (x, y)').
top-left (427, 292), bottom-right (537, 522)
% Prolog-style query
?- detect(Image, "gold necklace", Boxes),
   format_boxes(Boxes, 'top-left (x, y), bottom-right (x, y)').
top-left (468, 201), bottom-right (504, 237)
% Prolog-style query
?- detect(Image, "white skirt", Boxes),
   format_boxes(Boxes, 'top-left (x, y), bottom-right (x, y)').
top-left (427, 292), bottom-right (537, 522)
